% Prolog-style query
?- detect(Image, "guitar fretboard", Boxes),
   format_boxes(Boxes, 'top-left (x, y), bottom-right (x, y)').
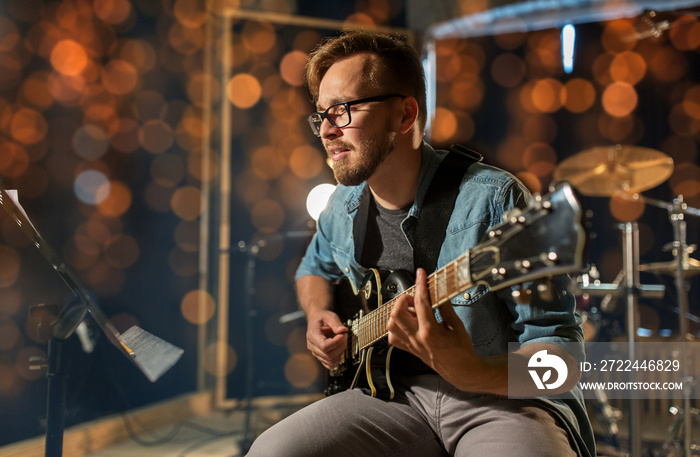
top-left (353, 250), bottom-right (473, 350)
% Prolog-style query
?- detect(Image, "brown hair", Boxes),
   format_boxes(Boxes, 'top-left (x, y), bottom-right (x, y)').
top-left (305, 30), bottom-right (427, 133)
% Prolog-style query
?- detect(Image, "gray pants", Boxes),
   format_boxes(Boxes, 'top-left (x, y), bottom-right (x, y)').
top-left (246, 374), bottom-right (577, 457)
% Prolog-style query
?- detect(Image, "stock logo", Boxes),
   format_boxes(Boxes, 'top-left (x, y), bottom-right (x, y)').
top-left (528, 350), bottom-right (568, 390)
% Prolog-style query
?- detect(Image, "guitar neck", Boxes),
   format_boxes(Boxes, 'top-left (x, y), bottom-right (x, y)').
top-left (355, 251), bottom-right (473, 350)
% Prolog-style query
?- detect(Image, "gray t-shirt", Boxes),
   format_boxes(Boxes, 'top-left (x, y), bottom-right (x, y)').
top-left (360, 196), bottom-right (413, 273)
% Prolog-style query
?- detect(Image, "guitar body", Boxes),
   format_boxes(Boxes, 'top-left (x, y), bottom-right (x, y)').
top-left (327, 269), bottom-right (413, 400)
top-left (323, 183), bottom-right (587, 401)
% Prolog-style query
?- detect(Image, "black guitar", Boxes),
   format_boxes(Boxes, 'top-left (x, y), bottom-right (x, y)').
top-left (325, 182), bottom-right (586, 399)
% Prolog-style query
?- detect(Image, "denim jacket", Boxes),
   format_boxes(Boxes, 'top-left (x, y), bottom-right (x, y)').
top-left (296, 142), bottom-right (594, 457)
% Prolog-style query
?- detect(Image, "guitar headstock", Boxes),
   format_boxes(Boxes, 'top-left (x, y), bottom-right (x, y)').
top-left (468, 182), bottom-right (586, 295)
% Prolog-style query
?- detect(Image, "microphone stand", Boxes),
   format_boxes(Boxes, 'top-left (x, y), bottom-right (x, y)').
top-left (236, 230), bottom-right (315, 455)
top-left (236, 238), bottom-right (261, 455)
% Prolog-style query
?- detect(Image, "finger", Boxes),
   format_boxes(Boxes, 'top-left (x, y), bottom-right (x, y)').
top-left (413, 268), bottom-right (436, 325)
top-left (319, 312), bottom-right (348, 335)
top-left (315, 332), bottom-right (346, 353)
top-left (309, 334), bottom-right (346, 366)
top-left (390, 295), bottom-right (418, 327)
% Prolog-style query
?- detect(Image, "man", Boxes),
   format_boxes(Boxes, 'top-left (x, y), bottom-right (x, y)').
top-left (246, 30), bottom-right (595, 457)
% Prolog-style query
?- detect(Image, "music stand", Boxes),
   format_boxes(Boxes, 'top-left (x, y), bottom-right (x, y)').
top-left (0, 187), bottom-right (184, 457)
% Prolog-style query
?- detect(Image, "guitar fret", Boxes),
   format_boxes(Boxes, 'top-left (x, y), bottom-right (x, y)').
top-left (445, 264), bottom-right (455, 300)
top-left (437, 268), bottom-right (447, 304)
top-left (457, 251), bottom-right (471, 289)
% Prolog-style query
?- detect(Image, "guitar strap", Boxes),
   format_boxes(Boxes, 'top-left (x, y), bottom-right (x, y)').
top-left (413, 144), bottom-right (483, 274)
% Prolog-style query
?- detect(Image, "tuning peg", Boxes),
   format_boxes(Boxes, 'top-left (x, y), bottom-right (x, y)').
top-left (28, 356), bottom-right (47, 370)
top-left (541, 251), bottom-right (558, 265)
top-left (504, 207), bottom-right (523, 224)
top-left (490, 267), bottom-right (507, 281)
top-left (515, 260), bottom-right (532, 274)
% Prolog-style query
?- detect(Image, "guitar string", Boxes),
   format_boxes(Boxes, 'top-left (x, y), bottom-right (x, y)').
top-left (352, 206), bottom-right (552, 351)
top-left (354, 252), bottom-right (535, 349)
top-left (352, 197), bottom-right (539, 347)
top-left (355, 251), bottom-right (477, 348)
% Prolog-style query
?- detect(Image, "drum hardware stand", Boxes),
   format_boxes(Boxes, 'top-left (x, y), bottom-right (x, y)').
top-left (660, 196), bottom-right (698, 457)
top-left (622, 222), bottom-right (643, 457)
top-left (591, 388), bottom-right (623, 450)
top-left (625, 193), bottom-right (700, 457)
top-left (575, 223), bottom-right (666, 457)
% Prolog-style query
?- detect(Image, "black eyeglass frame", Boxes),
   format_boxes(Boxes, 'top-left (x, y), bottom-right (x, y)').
top-left (307, 93), bottom-right (406, 137)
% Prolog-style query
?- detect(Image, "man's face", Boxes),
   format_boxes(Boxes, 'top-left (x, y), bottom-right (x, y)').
top-left (316, 54), bottom-right (398, 186)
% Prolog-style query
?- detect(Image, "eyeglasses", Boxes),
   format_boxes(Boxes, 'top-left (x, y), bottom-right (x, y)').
top-left (307, 94), bottom-right (405, 137)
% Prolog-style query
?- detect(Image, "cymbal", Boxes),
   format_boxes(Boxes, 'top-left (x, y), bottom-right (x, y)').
top-left (640, 258), bottom-right (700, 277)
top-left (553, 145), bottom-right (674, 197)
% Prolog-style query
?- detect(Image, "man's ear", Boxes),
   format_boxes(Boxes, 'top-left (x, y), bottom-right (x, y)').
top-left (398, 96), bottom-right (419, 134)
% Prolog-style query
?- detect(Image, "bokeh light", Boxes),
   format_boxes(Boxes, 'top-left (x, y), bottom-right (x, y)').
top-left (50, 40), bottom-right (89, 76)
top-left (11, 108), bottom-right (48, 145)
top-left (610, 51), bottom-right (646, 84)
top-left (284, 353), bottom-right (319, 388)
top-left (139, 119), bottom-right (174, 154)
top-left (203, 342), bottom-right (237, 377)
top-left (306, 183), bottom-right (336, 221)
top-left (93, 0), bottom-right (133, 24)
top-left (241, 21), bottom-right (277, 55)
top-left (72, 124), bottom-right (109, 159)
top-left (289, 145), bottom-right (324, 179)
top-left (601, 20), bottom-right (637, 54)
top-left (171, 186), bottom-right (202, 221)
top-left (74, 169), bottom-right (111, 205)
top-left (431, 107), bottom-right (458, 143)
top-left (20, 72), bottom-right (54, 109)
top-left (522, 142), bottom-right (557, 177)
top-left (530, 78), bottom-right (564, 113)
top-left (602, 82), bottom-right (638, 117)
top-left (609, 191), bottom-right (645, 222)
top-left (180, 289), bottom-right (216, 324)
top-left (101, 59), bottom-right (138, 95)
top-left (97, 180), bottom-right (132, 217)
top-left (648, 47), bottom-right (687, 83)
top-left (449, 76), bottom-right (484, 111)
top-left (169, 22), bottom-right (205, 56)
top-left (279, 50), bottom-right (307, 86)
top-left (174, 0), bottom-right (208, 28)
top-left (0, 142), bottom-right (30, 178)
top-left (563, 79), bottom-right (596, 113)
top-left (227, 73), bottom-right (262, 108)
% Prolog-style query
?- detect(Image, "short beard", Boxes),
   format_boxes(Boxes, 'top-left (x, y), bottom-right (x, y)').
top-left (331, 132), bottom-right (397, 186)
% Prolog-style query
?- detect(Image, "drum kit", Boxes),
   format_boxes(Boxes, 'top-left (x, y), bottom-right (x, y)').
top-left (553, 144), bottom-right (700, 457)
